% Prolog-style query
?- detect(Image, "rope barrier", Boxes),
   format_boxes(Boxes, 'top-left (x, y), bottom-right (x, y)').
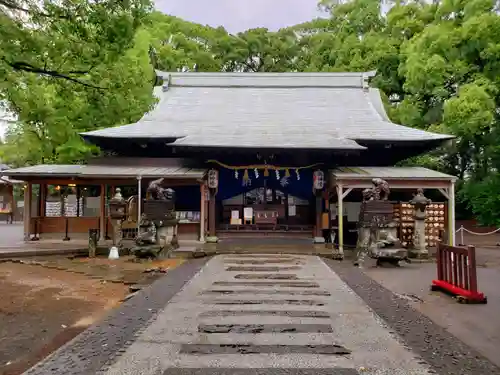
top-left (458, 226), bottom-right (500, 236)
top-left (455, 225), bottom-right (500, 246)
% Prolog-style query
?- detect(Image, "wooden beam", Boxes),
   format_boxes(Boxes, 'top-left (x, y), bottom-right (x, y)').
top-left (16, 177), bottom-right (201, 187)
top-left (23, 183), bottom-right (32, 241)
top-left (336, 178), bottom-right (453, 190)
top-left (438, 188), bottom-right (449, 200)
top-left (341, 188), bottom-right (352, 199)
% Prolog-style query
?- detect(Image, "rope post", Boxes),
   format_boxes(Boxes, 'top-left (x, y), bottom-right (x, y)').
top-left (459, 225), bottom-right (465, 246)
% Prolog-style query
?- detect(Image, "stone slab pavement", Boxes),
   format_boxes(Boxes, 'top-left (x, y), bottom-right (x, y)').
top-left (102, 254), bottom-right (430, 375)
top-left (21, 254), bottom-right (500, 375)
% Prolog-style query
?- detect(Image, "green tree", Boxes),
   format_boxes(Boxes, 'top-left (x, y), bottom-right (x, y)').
top-left (0, 0), bottom-right (152, 87)
top-left (0, 29), bottom-right (156, 166)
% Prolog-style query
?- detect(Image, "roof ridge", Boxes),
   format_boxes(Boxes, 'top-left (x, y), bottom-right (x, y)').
top-left (155, 70), bottom-right (370, 88)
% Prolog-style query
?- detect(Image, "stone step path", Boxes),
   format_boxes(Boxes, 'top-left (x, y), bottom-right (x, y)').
top-left (102, 254), bottom-right (431, 375)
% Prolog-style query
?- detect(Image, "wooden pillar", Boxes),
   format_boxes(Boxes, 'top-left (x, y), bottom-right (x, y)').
top-left (8, 184), bottom-right (14, 224)
top-left (204, 189), bottom-right (209, 237)
top-left (99, 184), bottom-right (106, 241)
top-left (336, 184), bottom-right (344, 256)
top-left (76, 186), bottom-right (81, 217)
top-left (137, 176), bottom-right (142, 229)
top-left (284, 192), bottom-right (289, 220)
top-left (40, 184), bottom-right (47, 217)
top-left (449, 180), bottom-right (456, 246)
top-left (314, 194), bottom-right (323, 240)
top-left (199, 184), bottom-right (206, 242)
top-left (208, 188), bottom-right (217, 240)
top-left (107, 185), bottom-right (115, 240)
top-left (23, 183), bottom-right (32, 241)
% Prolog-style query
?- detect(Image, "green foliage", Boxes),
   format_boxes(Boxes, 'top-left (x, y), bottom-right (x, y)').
top-left (0, 0), bottom-right (153, 87)
top-left (0, 29), bottom-right (156, 166)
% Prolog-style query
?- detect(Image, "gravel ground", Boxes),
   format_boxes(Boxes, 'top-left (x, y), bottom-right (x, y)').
top-left (0, 263), bottom-right (128, 375)
top-left (324, 260), bottom-right (500, 375)
top-left (22, 258), bottom-right (208, 375)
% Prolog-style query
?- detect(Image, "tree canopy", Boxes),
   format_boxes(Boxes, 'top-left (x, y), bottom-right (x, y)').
top-left (2, 0), bottom-right (500, 224)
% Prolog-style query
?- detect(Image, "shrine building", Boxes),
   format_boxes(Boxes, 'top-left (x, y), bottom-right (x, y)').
top-left (1, 71), bottom-right (458, 252)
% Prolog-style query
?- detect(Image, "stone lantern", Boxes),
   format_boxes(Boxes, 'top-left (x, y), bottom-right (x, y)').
top-left (410, 188), bottom-right (431, 258)
top-left (108, 188), bottom-right (127, 246)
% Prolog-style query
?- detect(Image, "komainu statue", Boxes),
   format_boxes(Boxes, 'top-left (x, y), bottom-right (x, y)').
top-left (355, 178), bottom-right (408, 267)
top-left (130, 179), bottom-right (179, 259)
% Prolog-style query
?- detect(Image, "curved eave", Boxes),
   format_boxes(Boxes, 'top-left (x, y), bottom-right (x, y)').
top-left (354, 136), bottom-right (455, 144)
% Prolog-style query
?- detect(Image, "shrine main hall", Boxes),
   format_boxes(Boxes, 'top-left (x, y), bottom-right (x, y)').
top-left (1, 71), bottom-right (457, 253)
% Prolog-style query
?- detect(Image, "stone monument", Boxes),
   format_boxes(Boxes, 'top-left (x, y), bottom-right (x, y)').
top-left (354, 179), bottom-right (408, 267)
top-left (409, 188), bottom-right (431, 259)
top-left (130, 178), bottom-right (179, 259)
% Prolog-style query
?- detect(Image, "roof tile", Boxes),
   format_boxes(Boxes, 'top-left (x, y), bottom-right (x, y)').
top-left (81, 72), bottom-right (454, 149)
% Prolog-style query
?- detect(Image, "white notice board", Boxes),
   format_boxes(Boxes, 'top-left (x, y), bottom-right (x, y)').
top-left (243, 207), bottom-right (253, 219)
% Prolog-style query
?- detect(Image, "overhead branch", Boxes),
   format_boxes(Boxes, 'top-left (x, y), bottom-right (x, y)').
top-left (2, 59), bottom-right (106, 89)
top-left (0, 0), bottom-right (71, 19)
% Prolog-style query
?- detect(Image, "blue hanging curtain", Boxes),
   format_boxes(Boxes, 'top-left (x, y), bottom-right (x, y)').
top-left (217, 167), bottom-right (314, 202)
top-left (265, 169), bottom-right (314, 201)
top-left (217, 168), bottom-right (257, 201)
top-left (174, 185), bottom-right (201, 210)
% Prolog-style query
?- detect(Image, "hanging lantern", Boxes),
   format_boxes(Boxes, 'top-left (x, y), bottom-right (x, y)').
top-left (313, 170), bottom-right (325, 190)
top-left (207, 169), bottom-right (219, 189)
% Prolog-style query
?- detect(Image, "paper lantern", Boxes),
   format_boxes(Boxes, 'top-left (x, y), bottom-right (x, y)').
top-left (208, 169), bottom-right (219, 189)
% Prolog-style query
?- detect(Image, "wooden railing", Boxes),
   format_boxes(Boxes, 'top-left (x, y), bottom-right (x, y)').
top-left (432, 243), bottom-right (487, 304)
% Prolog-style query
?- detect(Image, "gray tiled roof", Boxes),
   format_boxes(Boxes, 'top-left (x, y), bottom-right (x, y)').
top-left (332, 167), bottom-right (456, 181)
top-left (81, 72), bottom-right (454, 149)
top-left (1, 164), bottom-right (205, 179)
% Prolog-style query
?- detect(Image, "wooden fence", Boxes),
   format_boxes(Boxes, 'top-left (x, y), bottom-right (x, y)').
top-left (432, 243), bottom-right (487, 304)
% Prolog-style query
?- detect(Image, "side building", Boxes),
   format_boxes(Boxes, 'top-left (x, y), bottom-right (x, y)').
top-left (1, 71), bottom-right (457, 253)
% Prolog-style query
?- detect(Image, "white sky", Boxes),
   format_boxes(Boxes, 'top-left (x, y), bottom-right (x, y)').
top-left (155, 0), bottom-right (328, 33)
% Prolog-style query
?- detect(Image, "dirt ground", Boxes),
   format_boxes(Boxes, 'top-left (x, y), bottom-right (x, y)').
top-left (0, 256), bottom-right (184, 375)
top-left (364, 247), bottom-right (500, 368)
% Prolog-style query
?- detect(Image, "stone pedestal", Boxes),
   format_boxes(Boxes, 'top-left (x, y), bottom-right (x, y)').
top-left (409, 219), bottom-right (428, 259)
top-left (206, 236), bottom-right (219, 243)
top-left (313, 236), bottom-right (325, 244)
top-left (156, 226), bottom-right (174, 248)
top-left (111, 219), bottom-right (123, 247)
top-left (156, 225), bottom-right (179, 249)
